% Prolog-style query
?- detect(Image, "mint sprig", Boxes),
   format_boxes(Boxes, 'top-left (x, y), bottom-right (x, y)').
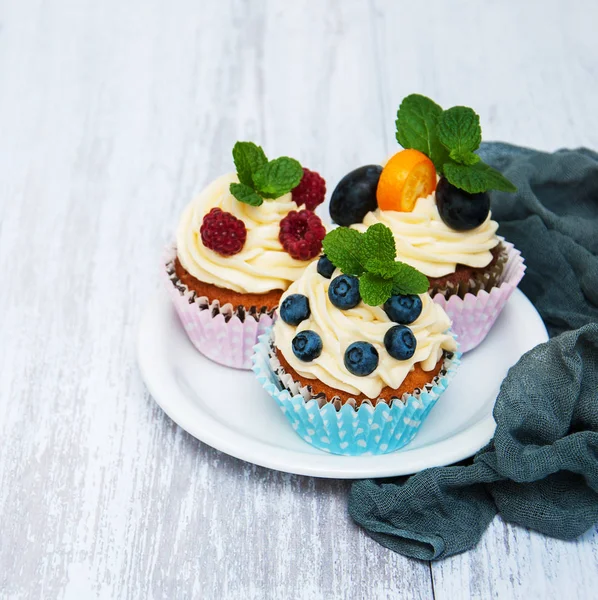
top-left (230, 141), bottom-right (303, 205)
top-left (437, 106), bottom-right (481, 166)
top-left (322, 223), bottom-right (429, 306)
top-left (395, 95), bottom-right (516, 194)
top-left (395, 95), bottom-right (449, 171)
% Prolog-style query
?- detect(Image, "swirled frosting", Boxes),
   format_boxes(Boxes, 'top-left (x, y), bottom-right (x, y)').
top-left (176, 173), bottom-right (312, 294)
top-left (273, 261), bottom-right (457, 399)
top-left (352, 193), bottom-right (499, 278)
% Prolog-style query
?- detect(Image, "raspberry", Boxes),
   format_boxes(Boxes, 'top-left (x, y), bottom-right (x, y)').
top-left (200, 207), bottom-right (247, 256)
top-left (279, 210), bottom-right (326, 261)
top-left (292, 168), bottom-right (326, 211)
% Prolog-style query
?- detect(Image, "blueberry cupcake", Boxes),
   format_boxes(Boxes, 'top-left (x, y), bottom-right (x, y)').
top-left (329, 95), bottom-right (525, 352)
top-left (252, 224), bottom-right (460, 456)
top-left (165, 142), bottom-right (327, 369)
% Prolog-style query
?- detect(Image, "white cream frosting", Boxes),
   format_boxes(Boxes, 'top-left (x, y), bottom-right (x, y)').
top-left (176, 173), bottom-right (313, 294)
top-left (273, 261), bottom-right (457, 399)
top-left (353, 193), bottom-right (499, 278)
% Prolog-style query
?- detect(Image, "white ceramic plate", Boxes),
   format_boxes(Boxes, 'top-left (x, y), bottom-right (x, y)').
top-left (138, 289), bottom-right (548, 479)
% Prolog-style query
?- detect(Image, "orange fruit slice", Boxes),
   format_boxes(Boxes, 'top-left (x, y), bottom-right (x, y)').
top-left (376, 149), bottom-right (437, 212)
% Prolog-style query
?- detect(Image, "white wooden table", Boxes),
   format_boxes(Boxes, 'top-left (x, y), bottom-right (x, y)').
top-left (1, 1), bottom-right (597, 598)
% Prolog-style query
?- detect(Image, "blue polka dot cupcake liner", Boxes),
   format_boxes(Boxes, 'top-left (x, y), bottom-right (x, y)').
top-left (252, 330), bottom-right (461, 456)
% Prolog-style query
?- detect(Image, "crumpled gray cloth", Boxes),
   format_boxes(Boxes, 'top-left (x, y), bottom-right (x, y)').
top-left (349, 144), bottom-right (598, 560)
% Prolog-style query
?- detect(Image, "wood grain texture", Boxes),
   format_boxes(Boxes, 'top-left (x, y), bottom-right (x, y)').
top-left (0, 1), bottom-right (596, 599)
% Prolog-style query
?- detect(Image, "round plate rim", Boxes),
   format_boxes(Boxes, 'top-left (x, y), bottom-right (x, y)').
top-left (137, 289), bottom-right (547, 479)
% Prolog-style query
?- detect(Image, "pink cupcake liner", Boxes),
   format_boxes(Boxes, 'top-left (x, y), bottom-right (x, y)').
top-left (162, 245), bottom-right (275, 369)
top-left (432, 240), bottom-right (526, 353)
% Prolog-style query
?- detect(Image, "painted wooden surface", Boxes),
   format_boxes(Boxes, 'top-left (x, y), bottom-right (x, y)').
top-left (1, 0), bottom-right (597, 598)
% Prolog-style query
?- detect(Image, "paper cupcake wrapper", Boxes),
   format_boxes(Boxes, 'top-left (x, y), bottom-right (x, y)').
top-left (432, 240), bottom-right (525, 353)
top-left (429, 244), bottom-right (509, 299)
top-left (252, 331), bottom-right (461, 456)
top-left (163, 245), bottom-right (274, 370)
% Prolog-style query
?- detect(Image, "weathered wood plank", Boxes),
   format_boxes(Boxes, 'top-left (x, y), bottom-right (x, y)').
top-left (432, 519), bottom-right (598, 600)
top-left (0, 1), bottom-right (596, 599)
top-left (0, 1), bottom-right (430, 598)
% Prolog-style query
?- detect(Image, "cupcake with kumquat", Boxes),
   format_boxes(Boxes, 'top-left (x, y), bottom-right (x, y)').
top-left (329, 94), bottom-right (525, 352)
top-left (252, 223), bottom-right (460, 456)
top-left (165, 141), bottom-right (327, 369)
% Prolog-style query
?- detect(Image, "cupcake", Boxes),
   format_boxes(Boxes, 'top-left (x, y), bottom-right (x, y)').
top-left (165, 141), bottom-right (327, 369)
top-left (329, 95), bottom-right (525, 352)
top-left (252, 223), bottom-right (460, 456)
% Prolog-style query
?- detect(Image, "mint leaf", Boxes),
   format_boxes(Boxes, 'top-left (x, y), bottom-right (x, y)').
top-left (229, 142), bottom-right (305, 202)
top-left (450, 149), bottom-right (480, 165)
top-left (253, 157), bottom-right (303, 199)
top-left (362, 223), bottom-right (396, 265)
top-left (437, 106), bottom-right (482, 164)
top-left (395, 94), bottom-right (449, 170)
top-left (359, 273), bottom-right (394, 307)
top-left (232, 142), bottom-right (267, 187)
top-left (322, 228), bottom-right (365, 276)
top-left (444, 161), bottom-right (517, 193)
top-left (391, 262), bottom-right (429, 295)
top-left (363, 258), bottom-right (398, 278)
top-left (363, 227), bottom-right (398, 276)
top-left (230, 182), bottom-right (263, 206)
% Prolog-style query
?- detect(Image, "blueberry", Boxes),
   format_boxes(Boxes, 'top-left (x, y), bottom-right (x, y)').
top-left (435, 177), bottom-right (491, 231)
top-left (280, 293), bottom-right (311, 326)
top-left (328, 274), bottom-right (361, 309)
top-left (329, 165), bottom-right (383, 226)
top-left (317, 254), bottom-right (335, 279)
top-left (383, 294), bottom-right (423, 324)
top-left (292, 330), bottom-right (323, 362)
top-left (344, 341), bottom-right (379, 376)
top-left (384, 325), bottom-right (417, 361)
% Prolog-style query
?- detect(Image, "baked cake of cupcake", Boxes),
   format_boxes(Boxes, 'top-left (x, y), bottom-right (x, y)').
top-left (329, 95), bottom-right (525, 352)
top-left (252, 223), bottom-right (460, 456)
top-left (165, 141), bottom-right (327, 369)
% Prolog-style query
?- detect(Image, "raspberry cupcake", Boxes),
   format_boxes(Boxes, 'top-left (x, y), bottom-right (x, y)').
top-left (330, 95), bottom-right (525, 352)
top-left (252, 224), bottom-right (460, 456)
top-left (165, 141), bottom-right (327, 369)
